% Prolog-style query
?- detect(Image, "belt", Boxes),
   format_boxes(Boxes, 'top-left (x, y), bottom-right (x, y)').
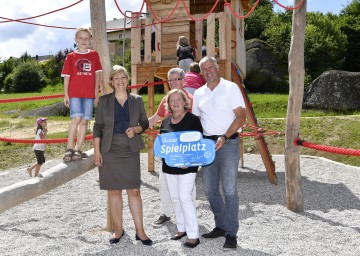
top-left (204, 133), bottom-right (238, 140)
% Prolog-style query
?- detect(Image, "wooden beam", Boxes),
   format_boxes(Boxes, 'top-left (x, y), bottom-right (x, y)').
top-left (90, 0), bottom-right (112, 94)
top-left (195, 14), bottom-right (203, 61)
top-left (0, 150), bottom-right (96, 213)
top-left (285, 0), bottom-right (306, 212)
top-left (144, 18), bottom-right (152, 64)
top-left (206, 13), bottom-right (216, 57)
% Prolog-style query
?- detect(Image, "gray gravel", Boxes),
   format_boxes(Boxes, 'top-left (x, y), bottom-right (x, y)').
top-left (1, 154), bottom-right (360, 256)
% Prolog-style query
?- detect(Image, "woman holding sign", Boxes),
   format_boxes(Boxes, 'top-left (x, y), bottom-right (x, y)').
top-left (160, 89), bottom-right (203, 248)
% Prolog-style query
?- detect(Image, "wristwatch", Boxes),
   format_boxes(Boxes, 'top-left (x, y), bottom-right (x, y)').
top-left (221, 134), bottom-right (229, 142)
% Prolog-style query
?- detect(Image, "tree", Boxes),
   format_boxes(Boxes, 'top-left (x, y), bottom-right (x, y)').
top-left (304, 13), bottom-right (347, 79)
top-left (338, 0), bottom-right (360, 71)
top-left (0, 57), bottom-right (15, 91)
top-left (244, 0), bottom-right (274, 40)
top-left (5, 60), bottom-right (46, 93)
top-left (263, 11), bottom-right (347, 83)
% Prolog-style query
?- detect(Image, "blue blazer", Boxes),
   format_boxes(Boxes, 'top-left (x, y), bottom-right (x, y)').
top-left (93, 92), bottom-right (149, 153)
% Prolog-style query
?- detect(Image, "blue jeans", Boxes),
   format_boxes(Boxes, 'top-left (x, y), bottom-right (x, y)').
top-left (69, 98), bottom-right (94, 120)
top-left (202, 138), bottom-right (240, 236)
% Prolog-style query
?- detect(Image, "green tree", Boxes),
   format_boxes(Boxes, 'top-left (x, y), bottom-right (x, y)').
top-left (263, 11), bottom-right (347, 82)
top-left (305, 12), bottom-right (347, 78)
top-left (0, 57), bottom-right (15, 91)
top-left (244, 0), bottom-right (274, 40)
top-left (338, 0), bottom-right (360, 71)
top-left (5, 60), bottom-right (46, 93)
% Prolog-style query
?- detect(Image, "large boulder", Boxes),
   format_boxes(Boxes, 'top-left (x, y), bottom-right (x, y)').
top-left (245, 39), bottom-right (287, 93)
top-left (20, 102), bottom-right (70, 117)
top-left (303, 70), bottom-right (360, 111)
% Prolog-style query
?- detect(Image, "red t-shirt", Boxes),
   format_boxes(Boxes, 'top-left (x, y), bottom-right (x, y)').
top-left (61, 50), bottom-right (102, 98)
top-left (156, 90), bottom-right (193, 118)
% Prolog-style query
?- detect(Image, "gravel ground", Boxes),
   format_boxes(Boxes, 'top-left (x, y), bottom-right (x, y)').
top-left (1, 154), bottom-right (360, 256)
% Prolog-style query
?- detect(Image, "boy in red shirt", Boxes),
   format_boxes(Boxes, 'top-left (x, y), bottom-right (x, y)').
top-left (61, 28), bottom-right (102, 161)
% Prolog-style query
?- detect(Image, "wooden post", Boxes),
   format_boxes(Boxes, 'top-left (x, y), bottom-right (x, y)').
top-left (148, 76), bottom-right (155, 172)
top-left (90, 0), bottom-right (112, 95)
top-left (285, 0), bottom-right (306, 212)
top-left (89, 0), bottom-right (114, 231)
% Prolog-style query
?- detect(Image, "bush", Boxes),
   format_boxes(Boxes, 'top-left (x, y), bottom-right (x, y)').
top-left (5, 61), bottom-right (46, 93)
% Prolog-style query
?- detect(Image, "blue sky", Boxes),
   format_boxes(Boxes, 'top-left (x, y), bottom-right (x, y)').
top-left (273, 0), bottom-right (350, 13)
top-left (0, 0), bottom-right (352, 59)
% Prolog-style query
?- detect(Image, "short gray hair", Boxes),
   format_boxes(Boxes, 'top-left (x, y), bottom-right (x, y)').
top-left (199, 56), bottom-right (218, 70)
top-left (167, 67), bottom-right (185, 80)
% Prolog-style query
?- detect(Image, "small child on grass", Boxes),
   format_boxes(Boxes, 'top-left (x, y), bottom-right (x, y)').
top-left (61, 27), bottom-right (102, 161)
top-left (27, 117), bottom-right (48, 177)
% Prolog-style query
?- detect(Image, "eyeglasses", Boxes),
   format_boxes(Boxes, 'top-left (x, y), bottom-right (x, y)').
top-left (168, 78), bottom-right (183, 82)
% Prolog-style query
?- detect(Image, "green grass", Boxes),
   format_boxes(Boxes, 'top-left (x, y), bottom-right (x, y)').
top-left (0, 90), bottom-right (359, 170)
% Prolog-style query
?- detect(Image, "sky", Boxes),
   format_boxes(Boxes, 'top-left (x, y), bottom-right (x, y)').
top-left (0, 0), bottom-right (352, 60)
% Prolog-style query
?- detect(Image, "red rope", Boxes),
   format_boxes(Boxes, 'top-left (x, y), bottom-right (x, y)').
top-left (272, 0), bottom-right (306, 11)
top-left (145, 0), bottom-right (181, 23)
top-left (224, 0), bottom-right (260, 19)
top-left (0, 0), bottom-right (83, 24)
top-left (181, 0), bottom-right (221, 22)
top-left (0, 94), bottom-right (64, 103)
top-left (0, 134), bottom-right (93, 144)
top-left (113, 0), bottom-right (146, 19)
top-left (294, 138), bottom-right (360, 157)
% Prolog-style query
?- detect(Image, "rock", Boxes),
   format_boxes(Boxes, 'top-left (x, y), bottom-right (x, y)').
top-left (303, 70), bottom-right (360, 111)
top-left (245, 39), bottom-right (287, 93)
top-left (20, 102), bottom-right (70, 117)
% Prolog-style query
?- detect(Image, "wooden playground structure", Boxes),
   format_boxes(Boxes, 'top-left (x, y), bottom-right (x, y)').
top-left (128, 0), bottom-right (276, 183)
top-left (1, 0), bottom-right (308, 215)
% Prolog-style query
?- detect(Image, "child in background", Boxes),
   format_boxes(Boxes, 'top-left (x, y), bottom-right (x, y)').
top-left (176, 36), bottom-right (194, 73)
top-left (61, 27), bottom-right (102, 161)
top-left (27, 117), bottom-right (48, 177)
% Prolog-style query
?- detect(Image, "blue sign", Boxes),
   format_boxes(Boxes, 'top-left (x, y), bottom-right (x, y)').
top-left (154, 131), bottom-right (215, 167)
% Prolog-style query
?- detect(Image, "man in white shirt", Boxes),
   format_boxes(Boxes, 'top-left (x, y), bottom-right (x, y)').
top-left (192, 56), bottom-right (246, 251)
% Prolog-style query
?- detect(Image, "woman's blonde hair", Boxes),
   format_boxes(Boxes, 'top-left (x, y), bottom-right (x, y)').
top-left (177, 36), bottom-right (189, 47)
top-left (165, 89), bottom-right (190, 113)
top-left (108, 65), bottom-right (129, 89)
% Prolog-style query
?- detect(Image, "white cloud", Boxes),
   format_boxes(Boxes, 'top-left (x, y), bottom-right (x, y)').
top-left (0, 0), bottom-right (142, 59)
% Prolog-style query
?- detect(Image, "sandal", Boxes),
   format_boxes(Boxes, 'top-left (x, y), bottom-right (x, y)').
top-left (63, 149), bottom-right (74, 162)
top-left (76, 150), bottom-right (88, 159)
top-left (72, 150), bottom-right (82, 161)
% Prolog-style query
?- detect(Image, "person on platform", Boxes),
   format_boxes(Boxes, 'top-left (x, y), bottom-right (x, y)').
top-left (93, 66), bottom-right (152, 246)
top-left (176, 36), bottom-right (194, 73)
top-left (183, 62), bottom-right (206, 95)
top-left (192, 56), bottom-right (246, 251)
top-left (61, 27), bottom-right (102, 161)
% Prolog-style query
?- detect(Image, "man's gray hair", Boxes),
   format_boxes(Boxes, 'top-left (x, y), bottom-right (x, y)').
top-left (199, 56), bottom-right (218, 69)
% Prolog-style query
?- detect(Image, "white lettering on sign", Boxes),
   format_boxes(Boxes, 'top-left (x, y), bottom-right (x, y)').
top-left (160, 142), bottom-right (206, 155)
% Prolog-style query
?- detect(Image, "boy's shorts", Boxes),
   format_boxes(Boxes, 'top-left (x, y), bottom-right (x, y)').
top-left (69, 98), bottom-right (94, 120)
top-left (34, 150), bottom-right (45, 165)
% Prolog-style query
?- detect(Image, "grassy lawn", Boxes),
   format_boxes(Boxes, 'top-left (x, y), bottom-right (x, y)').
top-left (0, 90), bottom-right (359, 170)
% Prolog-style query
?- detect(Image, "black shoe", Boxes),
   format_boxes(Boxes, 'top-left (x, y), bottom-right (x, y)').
top-left (223, 235), bottom-right (237, 251)
top-left (170, 232), bottom-right (187, 240)
top-left (109, 230), bottom-right (125, 244)
top-left (152, 214), bottom-right (170, 227)
top-left (135, 234), bottom-right (153, 246)
top-left (202, 227), bottom-right (226, 238)
top-left (184, 238), bottom-right (200, 248)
